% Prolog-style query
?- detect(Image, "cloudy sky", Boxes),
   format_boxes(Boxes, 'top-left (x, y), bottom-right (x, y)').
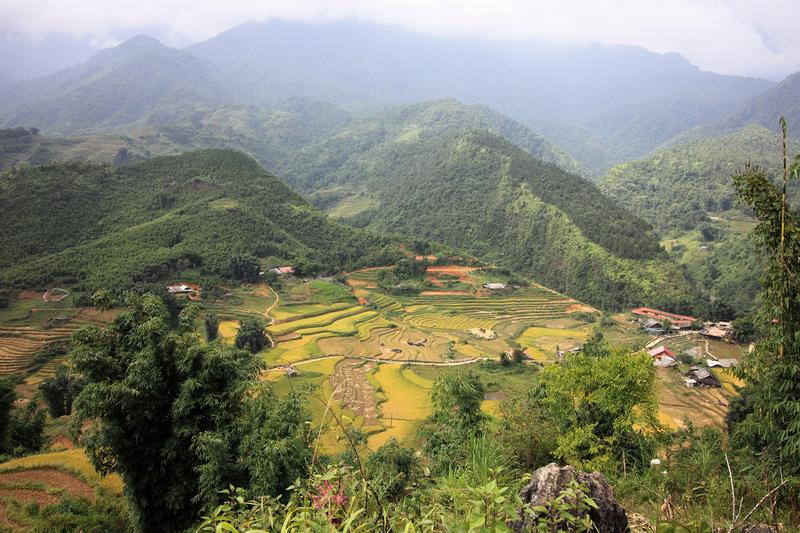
top-left (1, 0), bottom-right (799, 80)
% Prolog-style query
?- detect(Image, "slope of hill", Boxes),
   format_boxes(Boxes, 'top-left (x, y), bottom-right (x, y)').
top-left (281, 99), bottom-right (587, 199)
top-left (714, 71), bottom-right (800, 135)
top-left (336, 130), bottom-right (696, 310)
top-left (599, 125), bottom-right (798, 233)
top-left (0, 150), bottom-right (400, 290)
top-left (187, 19), bottom-right (773, 171)
top-left (599, 125), bottom-right (800, 317)
top-left (0, 36), bottom-right (232, 135)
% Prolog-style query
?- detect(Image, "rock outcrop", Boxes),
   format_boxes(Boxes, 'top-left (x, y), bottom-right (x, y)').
top-left (511, 463), bottom-right (629, 532)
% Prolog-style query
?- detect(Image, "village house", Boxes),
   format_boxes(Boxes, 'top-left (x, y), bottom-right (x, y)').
top-left (166, 283), bottom-right (202, 301)
top-left (648, 345), bottom-right (677, 368)
top-left (707, 358), bottom-right (738, 368)
top-left (482, 282), bottom-right (507, 290)
top-left (686, 366), bottom-right (721, 388)
top-left (648, 345), bottom-right (675, 359)
top-left (167, 284), bottom-right (193, 294)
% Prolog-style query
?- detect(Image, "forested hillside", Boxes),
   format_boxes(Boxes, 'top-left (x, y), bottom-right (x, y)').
top-left (600, 125), bottom-right (798, 233)
top-left (339, 130), bottom-right (696, 310)
top-left (0, 149), bottom-right (400, 290)
top-left (599, 125), bottom-right (800, 317)
top-left (281, 99), bottom-right (586, 203)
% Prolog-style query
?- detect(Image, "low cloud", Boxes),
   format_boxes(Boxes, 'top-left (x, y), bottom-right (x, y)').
top-left (1, 0), bottom-right (798, 79)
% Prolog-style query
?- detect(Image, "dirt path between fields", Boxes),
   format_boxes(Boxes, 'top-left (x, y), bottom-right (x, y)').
top-left (272, 354), bottom-right (480, 370)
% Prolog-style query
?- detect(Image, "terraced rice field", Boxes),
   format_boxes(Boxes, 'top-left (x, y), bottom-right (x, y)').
top-left (0, 308), bottom-right (114, 375)
top-left (655, 368), bottom-right (731, 429)
top-left (367, 364), bottom-right (434, 449)
top-left (268, 305), bottom-right (365, 336)
top-left (516, 326), bottom-right (592, 361)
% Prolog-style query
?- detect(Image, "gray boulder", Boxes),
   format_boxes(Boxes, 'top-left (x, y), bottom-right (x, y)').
top-left (512, 463), bottom-right (629, 532)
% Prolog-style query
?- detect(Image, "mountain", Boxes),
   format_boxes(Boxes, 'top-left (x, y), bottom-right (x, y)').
top-left (714, 71), bottom-right (800, 135)
top-left (599, 124), bottom-right (799, 234)
top-left (0, 36), bottom-right (232, 135)
top-left (0, 149), bottom-right (400, 290)
top-left (599, 125), bottom-right (800, 317)
top-left (280, 99), bottom-right (587, 201)
top-left (325, 129), bottom-right (695, 310)
top-left (187, 19), bottom-right (773, 172)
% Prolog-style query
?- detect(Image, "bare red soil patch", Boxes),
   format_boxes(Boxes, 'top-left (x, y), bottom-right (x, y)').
top-left (0, 469), bottom-right (95, 501)
top-left (16, 291), bottom-right (44, 301)
top-left (566, 303), bottom-right (595, 313)
top-left (426, 265), bottom-right (475, 282)
top-left (276, 333), bottom-right (302, 342)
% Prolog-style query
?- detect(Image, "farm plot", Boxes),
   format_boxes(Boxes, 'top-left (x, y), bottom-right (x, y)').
top-left (368, 364), bottom-right (434, 450)
top-left (0, 308), bottom-right (115, 376)
top-left (516, 326), bottom-right (592, 361)
top-left (328, 359), bottom-right (381, 432)
top-left (268, 305), bottom-right (364, 336)
top-left (655, 368), bottom-right (731, 429)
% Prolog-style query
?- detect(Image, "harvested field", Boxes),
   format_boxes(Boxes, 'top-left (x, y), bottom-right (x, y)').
top-left (655, 368), bottom-right (730, 429)
top-left (329, 359), bottom-right (380, 428)
top-left (0, 468), bottom-right (95, 501)
top-left (425, 266), bottom-right (475, 281)
top-left (0, 308), bottom-right (115, 376)
top-left (0, 449), bottom-right (123, 496)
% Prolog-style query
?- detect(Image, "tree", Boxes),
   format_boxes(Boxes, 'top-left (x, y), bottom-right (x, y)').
top-left (91, 289), bottom-right (116, 310)
top-left (39, 366), bottom-right (84, 418)
top-left (71, 293), bottom-right (261, 532)
top-left (229, 254), bottom-right (261, 283)
top-left (366, 438), bottom-right (420, 501)
top-left (204, 313), bottom-right (220, 342)
top-left (9, 401), bottom-right (46, 454)
top-left (419, 372), bottom-right (486, 473)
top-left (234, 317), bottom-right (268, 353)
top-left (234, 385), bottom-right (311, 498)
top-left (0, 378), bottom-right (16, 452)
top-left (731, 117), bottom-right (800, 475)
top-left (532, 349), bottom-right (660, 473)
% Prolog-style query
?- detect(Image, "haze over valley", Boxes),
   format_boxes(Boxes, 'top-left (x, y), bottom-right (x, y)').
top-left (1, 3), bottom-right (799, 531)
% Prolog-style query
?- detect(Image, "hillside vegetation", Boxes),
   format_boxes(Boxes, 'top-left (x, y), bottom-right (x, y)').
top-left (0, 149), bottom-right (400, 290)
top-left (340, 130), bottom-right (696, 310)
top-left (600, 125), bottom-right (799, 233)
top-left (600, 125), bottom-right (800, 317)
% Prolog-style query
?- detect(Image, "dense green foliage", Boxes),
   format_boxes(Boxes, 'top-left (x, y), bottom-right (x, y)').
top-left (600, 125), bottom-right (798, 234)
top-left (0, 149), bottom-right (402, 290)
top-left (39, 365), bottom-right (84, 418)
top-left (282, 99), bottom-right (585, 196)
top-left (70, 293), bottom-right (261, 531)
top-left (344, 130), bottom-right (696, 310)
top-left (731, 130), bottom-right (800, 475)
top-left (419, 372), bottom-right (487, 475)
top-left (532, 349), bottom-right (660, 472)
top-left (234, 317), bottom-right (268, 353)
top-left (601, 125), bottom-right (800, 317)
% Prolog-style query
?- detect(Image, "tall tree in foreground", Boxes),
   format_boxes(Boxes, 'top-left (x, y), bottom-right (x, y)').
top-left (732, 117), bottom-right (800, 475)
top-left (71, 293), bottom-right (261, 532)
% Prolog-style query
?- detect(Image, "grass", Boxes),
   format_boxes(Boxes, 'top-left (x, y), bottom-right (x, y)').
top-left (309, 281), bottom-right (354, 304)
